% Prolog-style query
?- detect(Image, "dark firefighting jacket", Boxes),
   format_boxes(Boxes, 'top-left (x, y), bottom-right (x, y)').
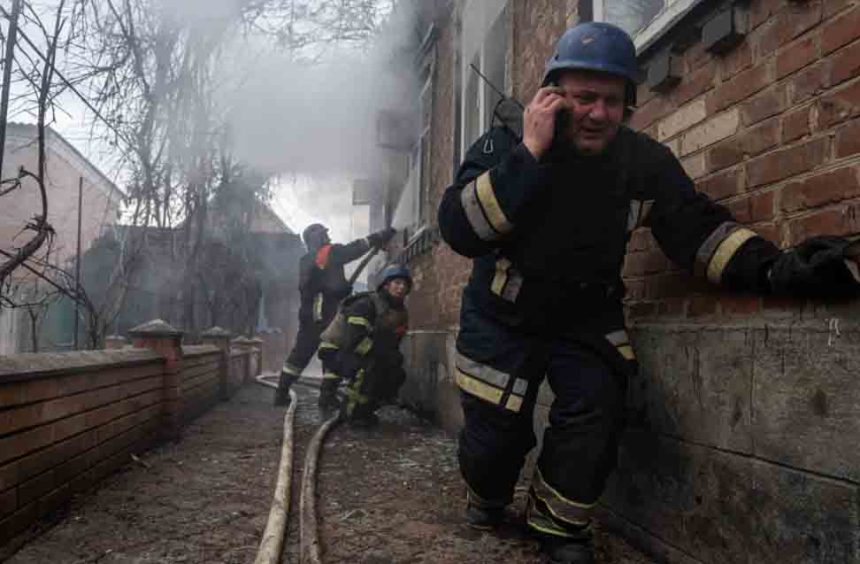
top-left (437, 125), bottom-right (785, 414)
top-left (298, 239), bottom-right (372, 326)
top-left (439, 124), bottom-right (779, 342)
top-left (319, 290), bottom-right (409, 381)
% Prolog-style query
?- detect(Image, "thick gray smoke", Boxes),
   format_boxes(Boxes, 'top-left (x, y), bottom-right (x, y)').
top-left (221, 6), bottom-right (419, 178)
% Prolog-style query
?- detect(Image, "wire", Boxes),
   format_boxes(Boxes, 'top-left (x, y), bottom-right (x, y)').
top-left (0, 5), bottom-right (137, 153)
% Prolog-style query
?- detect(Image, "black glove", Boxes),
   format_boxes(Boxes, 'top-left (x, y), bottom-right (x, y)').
top-left (367, 227), bottom-right (397, 249)
top-left (768, 236), bottom-right (860, 298)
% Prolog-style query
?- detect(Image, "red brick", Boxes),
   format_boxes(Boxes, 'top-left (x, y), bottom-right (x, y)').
top-left (628, 301), bottom-right (657, 319)
top-left (726, 197), bottom-right (752, 224)
top-left (824, 0), bottom-right (852, 18)
top-left (746, 137), bottom-right (829, 187)
top-left (708, 139), bottom-right (745, 172)
top-left (630, 95), bottom-right (672, 131)
top-left (0, 501), bottom-right (38, 544)
top-left (829, 39), bottom-right (860, 86)
top-left (0, 487), bottom-right (16, 519)
top-left (776, 34), bottom-right (819, 79)
top-left (708, 63), bottom-right (771, 112)
top-left (835, 119), bottom-right (860, 157)
top-left (752, 191), bottom-right (777, 222)
top-left (725, 192), bottom-right (776, 224)
top-left (721, 41), bottom-right (753, 79)
top-left (822, 5), bottom-right (860, 54)
top-left (753, 222), bottom-right (782, 244)
top-left (742, 118), bottom-right (781, 156)
top-left (782, 106), bottom-right (811, 142)
top-left (719, 295), bottom-right (762, 315)
top-left (688, 296), bottom-right (718, 317)
top-left (697, 168), bottom-right (741, 201)
top-left (781, 166), bottom-right (860, 212)
top-left (645, 272), bottom-right (691, 300)
top-left (789, 61), bottom-right (827, 103)
top-left (658, 298), bottom-right (686, 317)
top-left (818, 78), bottom-right (860, 126)
top-left (625, 279), bottom-right (646, 301)
top-left (673, 64), bottom-right (716, 106)
top-left (754, 4), bottom-right (822, 58)
top-left (742, 84), bottom-right (788, 125)
top-left (786, 205), bottom-right (860, 243)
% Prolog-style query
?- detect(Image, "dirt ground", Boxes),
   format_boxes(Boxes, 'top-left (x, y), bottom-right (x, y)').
top-left (5, 382), bottom-right (655, 564)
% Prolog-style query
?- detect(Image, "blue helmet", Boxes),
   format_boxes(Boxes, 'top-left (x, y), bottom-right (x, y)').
top-left (377, 263), bottom-right (412, 291)
top-left (543, 22), bottom-right (642, 89)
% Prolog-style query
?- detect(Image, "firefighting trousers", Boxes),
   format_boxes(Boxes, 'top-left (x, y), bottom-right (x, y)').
top-left (340, 359), bottom-right (405, 418)
top-left (458, 339), bottom-right (629, 538)
top-left (277, 321), bottom-right (323, 391)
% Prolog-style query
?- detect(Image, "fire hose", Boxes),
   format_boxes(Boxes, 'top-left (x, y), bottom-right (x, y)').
top-left (253, 375), bottom-right (339, 564)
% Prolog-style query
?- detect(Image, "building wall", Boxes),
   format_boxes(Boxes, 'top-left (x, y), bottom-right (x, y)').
top-left (397, 0), bottom-right (860, 561)
top-left (0, 124), bottom-right (122, 354)
top-left (0, 125), bottom-right (120, 268)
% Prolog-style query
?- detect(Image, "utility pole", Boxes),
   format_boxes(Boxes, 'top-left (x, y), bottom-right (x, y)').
top-left (74, 176), bottom-right (82, 350)
top-left (0, 0), bottom-right (23, 176)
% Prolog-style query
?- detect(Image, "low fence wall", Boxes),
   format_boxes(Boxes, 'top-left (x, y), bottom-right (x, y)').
top-left (0, 321), bottom-right (264, 549)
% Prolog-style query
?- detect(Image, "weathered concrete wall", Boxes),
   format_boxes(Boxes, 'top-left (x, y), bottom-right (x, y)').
top-left (604, 316), bottom-right (860, 563)
top-left (399, 330), bottom-right (463, 433)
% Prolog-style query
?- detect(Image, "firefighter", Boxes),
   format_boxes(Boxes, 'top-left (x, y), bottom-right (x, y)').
top-left (437, 21), bottom-right (860, 564)
top-left (316, 263), bottom-right (411, 425)
top-left (273, 223), bottom-right (396, 406)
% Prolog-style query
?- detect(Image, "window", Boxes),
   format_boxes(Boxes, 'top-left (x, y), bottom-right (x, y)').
top-left (459, 0), bottom-right (509, 157)
top-left (390, 29), bottom-right (435, 237)
top-left (593, 0), bottom-right (702, 51)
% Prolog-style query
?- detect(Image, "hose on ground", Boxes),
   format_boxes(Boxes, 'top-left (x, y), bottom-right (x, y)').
top-left (254, 377), bottom-right (297, 564)
top-left (299, 410), bottom-right (340, 564)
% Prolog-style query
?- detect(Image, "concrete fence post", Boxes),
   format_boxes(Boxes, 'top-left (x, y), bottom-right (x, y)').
top-left (128, 319), bottom-right (184, 442)
top-left (201, 326), bottom-right (232, 401)
top-left (232, 336), bottom-right (254, 384)
top-left (248, 337), bottom-right (264, 378)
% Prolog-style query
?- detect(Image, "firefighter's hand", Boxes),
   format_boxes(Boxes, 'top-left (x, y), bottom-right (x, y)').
top-left (368, 227), bottom-right (396, 249)
top-left (523, 86), bottom-right (568, 160)
top-left (769, 236), bottom-right (860, 298)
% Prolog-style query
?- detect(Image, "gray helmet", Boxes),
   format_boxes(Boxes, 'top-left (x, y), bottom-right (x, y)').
top-left (302, 223), bottom-right (329, 250)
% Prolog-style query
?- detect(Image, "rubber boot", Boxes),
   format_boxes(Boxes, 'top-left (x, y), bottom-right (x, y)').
top-left (464, 503), bottom-right (504, 530)
top-left (540, 534), bottom-right (595, 564)
top-left (273, 371), bottom-right (293, 406)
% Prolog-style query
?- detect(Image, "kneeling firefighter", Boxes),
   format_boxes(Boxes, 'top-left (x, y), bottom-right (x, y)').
top-left (316, 264), bottom-right (411, 425)
top-left (274, 223), bottom-right (396, 406)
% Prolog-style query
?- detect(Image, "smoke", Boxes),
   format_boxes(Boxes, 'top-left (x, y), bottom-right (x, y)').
top-left (219, 4), bottom-right (420, 178)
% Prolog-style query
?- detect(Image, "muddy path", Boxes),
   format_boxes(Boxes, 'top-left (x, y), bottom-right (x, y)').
top-left (5, 382), bottom-right (654, 563)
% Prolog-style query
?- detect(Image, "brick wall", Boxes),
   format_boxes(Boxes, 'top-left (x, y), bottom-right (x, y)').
top-left (0, 324), bottom-right (263, 548)
top-left (624, 0), bottom-right (860, 321)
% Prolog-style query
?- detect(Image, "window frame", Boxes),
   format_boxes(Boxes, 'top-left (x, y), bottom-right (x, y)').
top-left (592, 0), bottom-right (703, 52)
